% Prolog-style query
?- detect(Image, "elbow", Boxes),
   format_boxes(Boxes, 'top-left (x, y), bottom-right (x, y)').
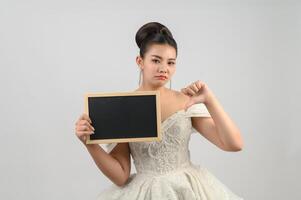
top-left (229, 141), bottom-right (244, 152)
top-left (115, 180), bottom-right (126, 187)
top-left (230, 145), bottom-right (243, 152)
top-left (228, 132), bottom-right (244, 152)
top-left (114, 175), bottom-right (129, 187)
top-left (236, 135), bottom-right (244, 151)
top-left (223, 145), bottom-right (243, 152)
top-left (222, 140), bottom-right (244, 152)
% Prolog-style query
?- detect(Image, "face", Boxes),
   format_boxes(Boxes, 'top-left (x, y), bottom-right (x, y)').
top-left (136, 43), bottom-right (177, 88)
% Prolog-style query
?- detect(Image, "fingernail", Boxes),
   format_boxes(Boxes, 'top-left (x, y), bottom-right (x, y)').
top-left (92, 127), bottom-right (95, 131)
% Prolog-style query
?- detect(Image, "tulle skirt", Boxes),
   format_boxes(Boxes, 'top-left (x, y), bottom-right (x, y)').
top-left (96, 163), bottom-right (243, 200)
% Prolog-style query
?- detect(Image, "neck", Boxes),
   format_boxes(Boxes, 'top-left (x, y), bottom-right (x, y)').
top-left (136, 83), bottom-right (169, 95)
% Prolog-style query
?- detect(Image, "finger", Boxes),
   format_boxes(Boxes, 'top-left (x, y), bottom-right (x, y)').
top-left (195, 82), bottom-right (201, 90)
top-left (79, 124), bottom-right (94, 132)
top-left (87, 117), bottom-right (92, 124)
top-left (78, 120), bottom-right (95, 130)
top-left (77, 124), bottom-right (93, 132)
top-left (79, 113), bottom-right (92, 124)
top-left (181, 88), bottom-right (189, 95)
top-left (186, 87), bottom-right (196, 96)
top-left (191, 83), bottom-right (199, 93)
top-left (75, 126), bottom-right (94, 132)
top-left (77, 131), bottom-right (94, 136)
top-left (77, 131), bottom-right (95, 136)
top-left (81, 120), bottom-right (94, 130)
top-left (78, 113), bottom-right (86, 120)
top-left (195, 81), bottom-right (204, 90)
top-left (182, 88), bottom-right (190, 96)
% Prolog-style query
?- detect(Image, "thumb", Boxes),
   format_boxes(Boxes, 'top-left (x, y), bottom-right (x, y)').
top-left (184, 100), bottom-right (195, 112)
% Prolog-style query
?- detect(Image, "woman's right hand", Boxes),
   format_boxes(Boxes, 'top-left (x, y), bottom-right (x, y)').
top-left (75, 113), bottom-right (95, 145)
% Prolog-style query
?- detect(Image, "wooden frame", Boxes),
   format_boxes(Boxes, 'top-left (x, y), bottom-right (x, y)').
top-left (84, 90), bottom-right (162, 144)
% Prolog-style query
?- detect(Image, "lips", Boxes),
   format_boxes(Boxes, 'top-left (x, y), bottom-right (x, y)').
top-left (155, 75), bottom-right (167, 79)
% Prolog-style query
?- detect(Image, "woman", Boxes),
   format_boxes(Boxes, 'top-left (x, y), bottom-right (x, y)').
top-left (75, 22), bottom-right (244, 199)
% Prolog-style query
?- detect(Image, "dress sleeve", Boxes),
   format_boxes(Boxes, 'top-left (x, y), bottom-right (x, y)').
top-left (100, 143), bottom-right (118, 153)
top-left (185, 103), bottom-right (211, 134)
top-left (185, 103), bottom-right (211, 118)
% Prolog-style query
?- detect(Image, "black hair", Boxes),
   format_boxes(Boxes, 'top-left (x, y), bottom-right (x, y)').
top-left (135, 22), bottom-right (178, 58)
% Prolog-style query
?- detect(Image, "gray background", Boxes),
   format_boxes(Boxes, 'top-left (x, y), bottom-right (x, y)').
top-left (0, 0), bottom-right (300, 199)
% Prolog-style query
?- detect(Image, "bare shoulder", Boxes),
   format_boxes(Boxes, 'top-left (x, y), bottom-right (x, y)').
top-left (169, 89), bottom-right (190, 107)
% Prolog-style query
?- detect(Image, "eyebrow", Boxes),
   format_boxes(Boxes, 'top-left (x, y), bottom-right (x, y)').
top-left (151, 55), bottom-right (176, 61)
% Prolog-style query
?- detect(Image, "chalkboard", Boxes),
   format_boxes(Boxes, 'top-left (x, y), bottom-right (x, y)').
top-left (84, 90), bottom-right (162, 144)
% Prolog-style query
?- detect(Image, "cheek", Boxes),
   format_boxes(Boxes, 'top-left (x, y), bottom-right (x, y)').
top-left (146, 63), bottom-right (157, 71)
top-left (170, 67), bottom-right (176, 73)
top-left (144, 64), bottom-right (153, 70)
top-left (143, 67), bottom-right (156, 76)
top-left (148, 62), bottom-right (157, 68)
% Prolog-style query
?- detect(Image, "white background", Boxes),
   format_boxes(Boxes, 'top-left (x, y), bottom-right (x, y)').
top-left (0, 0), bottom-right (300, 199)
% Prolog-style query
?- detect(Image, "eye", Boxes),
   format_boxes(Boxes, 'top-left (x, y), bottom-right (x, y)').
top-left (168, 62), bottom-right (175, 65)
top-left (152, 59), bottom-right (159, 63)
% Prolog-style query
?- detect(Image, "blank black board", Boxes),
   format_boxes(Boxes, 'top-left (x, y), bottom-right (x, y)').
top-left (84, 90), bottom-right (162, 144)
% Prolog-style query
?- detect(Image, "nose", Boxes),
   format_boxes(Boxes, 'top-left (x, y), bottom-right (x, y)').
top-left (158, 66), bottom-right (167, 74)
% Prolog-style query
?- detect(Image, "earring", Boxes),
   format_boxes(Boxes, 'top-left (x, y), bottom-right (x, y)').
top-left (138, 69), bottom-right (142, 86)
top-left (169, 78), bottom-right (172, 89)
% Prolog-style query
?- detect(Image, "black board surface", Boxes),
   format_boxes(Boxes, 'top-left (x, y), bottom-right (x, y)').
top-left (84, 91), bottom-right (162, 144)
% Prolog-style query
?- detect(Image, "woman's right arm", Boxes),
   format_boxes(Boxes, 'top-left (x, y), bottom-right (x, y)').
top-left (75, 114), bottom-right (131, 187)
top-left (84, 143), bottom-right (131, 187)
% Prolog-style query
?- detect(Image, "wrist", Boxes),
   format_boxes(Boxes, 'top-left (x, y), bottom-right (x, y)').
top-left (203, 86), bottom-right (214, 105)
top-left (84, 143), bottom-right (99, 149)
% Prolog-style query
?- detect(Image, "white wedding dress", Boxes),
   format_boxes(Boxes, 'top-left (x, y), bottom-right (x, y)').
top-left (96, 103), bottom-right (243, 200)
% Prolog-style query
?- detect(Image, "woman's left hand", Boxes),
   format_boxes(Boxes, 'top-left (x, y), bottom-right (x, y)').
top-left (180, 80), bottom-right (212, 111)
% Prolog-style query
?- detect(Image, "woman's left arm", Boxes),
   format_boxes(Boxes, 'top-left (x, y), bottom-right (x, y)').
top-left (182, 81), bottom-right (244, 152)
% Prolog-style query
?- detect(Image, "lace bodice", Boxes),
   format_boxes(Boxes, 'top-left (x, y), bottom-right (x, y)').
top-left (104, 103), bottom-right (211, 175)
